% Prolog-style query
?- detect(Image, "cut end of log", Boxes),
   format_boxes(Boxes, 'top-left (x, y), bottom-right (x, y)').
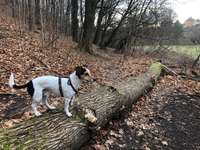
top-left (84, 109), bottom-right (97, 123)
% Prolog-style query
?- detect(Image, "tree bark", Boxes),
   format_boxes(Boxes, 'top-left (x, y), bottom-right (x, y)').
top-left (79, 0), bottom-right (98, 53)
top-left (35, 0), bottom-right (41, 29)
top-left (10, 0), bottom-right (15, 18)
top-left (65, 0), bottom-right (71, 36)
top-left (28, 0), bottom-right (33, 31)
top-left (103, 0), bottom-right (135, 47)
top-left (93, 0), bottom-right (105, 45)
top-left (192, 53), bottom-right (200, 68)
top-left (0, 62), bottom-right (166, 150)
top-left (71, 0), bottom-right (79, 42)
top-left (79, 0), bottom-right (84, 42)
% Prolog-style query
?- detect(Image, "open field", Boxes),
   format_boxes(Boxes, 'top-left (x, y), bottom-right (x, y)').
top-left (170, 45), bottom-right (200, 59)
top-left (143, 45), bottom-right (200, 59)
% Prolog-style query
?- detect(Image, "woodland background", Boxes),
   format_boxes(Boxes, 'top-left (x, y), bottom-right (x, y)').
top-left (0, 0), bottom-right (200, 149)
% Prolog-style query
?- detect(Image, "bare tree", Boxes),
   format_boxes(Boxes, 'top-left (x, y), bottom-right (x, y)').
top-left (93, 0), bottom-right (105, 45)
top-left (35, 0), bottom-right (41, 29)
top-left (3, 0), bottom-right (174, 53)
top-left (65, 0), bottom-right (71, 36)
top-left (79, 0), bottom-right (84, 41)
top-left (28, 0), bottom-right (33, 30)
top-left (103, 0), bottom-right (137, 47)
top-left (71, 0), bottom-right (79, 42)
top-left (11, 0), bottom-right (16, 18)
top-left (79, 0), bottom-right (98, 53)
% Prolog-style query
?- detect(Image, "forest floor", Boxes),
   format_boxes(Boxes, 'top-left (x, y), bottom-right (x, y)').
top-left (82, 76), bottom-right (200, 150)
top-left (0, 15), bottom-right (200, 149)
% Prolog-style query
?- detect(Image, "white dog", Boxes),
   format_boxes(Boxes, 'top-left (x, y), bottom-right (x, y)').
top-left (9, 66), bottom-right (92, 117)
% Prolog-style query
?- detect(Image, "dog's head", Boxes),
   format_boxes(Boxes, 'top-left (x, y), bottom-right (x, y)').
top-left (75, 66), bottom-right (93, 80)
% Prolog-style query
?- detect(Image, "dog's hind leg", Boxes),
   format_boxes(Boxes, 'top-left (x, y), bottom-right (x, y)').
top-left (32, 90), bottom-right (43, 116)
top-left (64, 98), bottom-right (72, 117)
top-left (42, 93), bottom-right (56, 110)
top-left (31, 100), bottom-right (41, 116)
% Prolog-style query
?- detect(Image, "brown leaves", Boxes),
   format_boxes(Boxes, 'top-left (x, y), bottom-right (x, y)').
top-left (0, 22), bottom-right (153, 95)
top-left (1, 12), bottom-right (200, 150)
top-left (93, 144), bottom-right (106, 150)
top-left (1, 119), bottom-right (21, 128)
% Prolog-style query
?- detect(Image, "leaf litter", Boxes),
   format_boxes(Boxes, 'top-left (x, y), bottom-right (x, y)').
top-left (0, 14), bottom-right (200, 150)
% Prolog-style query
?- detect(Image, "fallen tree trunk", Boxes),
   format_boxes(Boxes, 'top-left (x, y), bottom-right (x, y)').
top-left (0, 62), bottom-right (166, 149)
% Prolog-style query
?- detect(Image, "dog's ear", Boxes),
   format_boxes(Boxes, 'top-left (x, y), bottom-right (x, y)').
top-left (75, 66), bottom-right (86, 78)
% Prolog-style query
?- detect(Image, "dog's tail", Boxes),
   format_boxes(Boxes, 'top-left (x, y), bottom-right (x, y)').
top-left (9, 73), bottom-right (28, 89)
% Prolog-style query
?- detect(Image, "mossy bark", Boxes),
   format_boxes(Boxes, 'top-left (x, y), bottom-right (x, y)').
top-left (0, 62), bottom-right (164, 150)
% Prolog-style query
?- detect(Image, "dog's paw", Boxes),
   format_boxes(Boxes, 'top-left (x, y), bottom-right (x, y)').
top-left (49, 106), bottom-right (56, 110)
top-left (35, 112), bottom-right (42, 116)
top-left (66, 112), bottom-right (72, 117)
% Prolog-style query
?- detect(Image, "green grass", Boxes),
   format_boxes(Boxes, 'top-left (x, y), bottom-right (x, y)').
top-left (143, 45), bottom-right (200, 59)
top-left (169, 45), bottom-right (200, 59)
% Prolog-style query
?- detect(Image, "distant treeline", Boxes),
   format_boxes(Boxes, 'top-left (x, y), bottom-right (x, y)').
top-left (2, 0), bottom-right (192, 53)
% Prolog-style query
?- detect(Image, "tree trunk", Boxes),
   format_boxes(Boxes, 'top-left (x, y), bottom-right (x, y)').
top-left (79, 0), bottom-right (98, 53)
top-left (28, 0), bottom-right (33, 31)
top-left (10, 0), bottom-right (16, 18)
top-left (93, 0), bottom-right (104, 45)
top-left (71, 0), bottom-right (79, 42)
top-left (59, 0), bottom-right (64, 33)
top-left (21, 0), bottom-right (26, 28)
top-left (35, 0), bottom-right (41, 29)
top-left (0, 62), bottom-right (166, 150)
top-left (103, 0), bottom-right (134, 47)
top-left (65, 0), bottom-right (71, 36)
top-left (103, 13), bottom-right (128, 47)
top-left (192, 53), bottom-right (200, 68)
top-left (79, 0), bottom-right (84, 42)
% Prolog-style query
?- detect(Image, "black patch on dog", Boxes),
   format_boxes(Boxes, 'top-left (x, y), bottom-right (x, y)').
top-left (13, 80), bottom-right (34, 97)
top-left (75, 66), bottom-right (86, 79)
top-left (27, 81), bottom-right (34, 97)
top-left (13, 83), bottom-right (28, 89)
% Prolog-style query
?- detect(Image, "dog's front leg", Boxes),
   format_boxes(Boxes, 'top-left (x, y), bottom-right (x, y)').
top-left (70, 95), bottom-right (75, 106)
top-left (64, 98), bottom-right (72, 117)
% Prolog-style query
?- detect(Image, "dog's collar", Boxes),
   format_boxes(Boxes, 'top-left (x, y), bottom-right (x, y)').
top-left (67, 77), bottom-right (78, 94)
top-left (58, 77), bottom-right (78, 97)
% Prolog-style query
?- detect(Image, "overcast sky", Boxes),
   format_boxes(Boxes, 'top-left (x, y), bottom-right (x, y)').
top-left (172, 0), bottom-right (200, 23)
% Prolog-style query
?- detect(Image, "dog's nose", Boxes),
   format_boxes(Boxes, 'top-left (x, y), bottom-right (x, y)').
top-left (92, 78), bottom-right (97, 82)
